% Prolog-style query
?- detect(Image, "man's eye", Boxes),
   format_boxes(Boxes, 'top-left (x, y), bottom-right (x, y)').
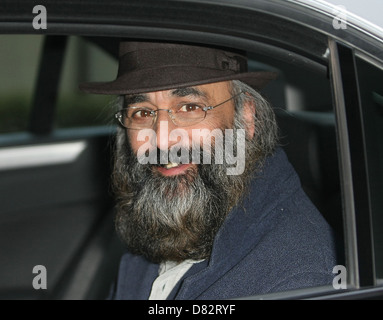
top-left (131, 109), bottom-right (153, 118)
top-left (179, 104), bottom-right (202, 112)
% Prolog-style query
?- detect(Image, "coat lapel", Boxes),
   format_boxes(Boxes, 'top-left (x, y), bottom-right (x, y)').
top-left (114, 253), bottom-right (159, 300)
top-left (171, 148), bottom-right (300, 299)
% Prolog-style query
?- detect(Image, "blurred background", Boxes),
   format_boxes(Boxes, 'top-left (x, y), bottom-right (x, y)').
top-left (0, 35), bottom-right (117, 133)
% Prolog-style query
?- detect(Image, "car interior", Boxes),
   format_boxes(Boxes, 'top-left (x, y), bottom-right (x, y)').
top-left (0, 31), bottom-right (344, 299)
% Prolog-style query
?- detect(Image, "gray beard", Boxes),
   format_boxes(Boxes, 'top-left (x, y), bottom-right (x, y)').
top-left (112, 123), bottom-right (262, 263)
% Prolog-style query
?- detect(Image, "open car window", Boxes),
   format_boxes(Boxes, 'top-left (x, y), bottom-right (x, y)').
top-left (1, 0), bottom-right (383, 301)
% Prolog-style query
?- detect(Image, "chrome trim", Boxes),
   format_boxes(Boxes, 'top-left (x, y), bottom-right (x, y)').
top-left (0, 141), bottom-right (87, 170)
top-left (288, 0), bottom-right (383, 43)
top-left (328, 38), bottom-right (359, 289)
top-left (355, 50), bottom-right (383, 71)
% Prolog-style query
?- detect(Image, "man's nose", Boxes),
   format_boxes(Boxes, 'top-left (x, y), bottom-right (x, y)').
top-left (153, 111), bottom-right (177, 150)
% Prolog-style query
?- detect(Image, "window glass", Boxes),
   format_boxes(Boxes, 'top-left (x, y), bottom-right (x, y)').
top-left (0, 35), bottom-right (118, 134)
top-left (263, 57), bottom-right (343, 248)
top-left (55, 36), bottom-right (118, 128)
top-left (356, 57), bottom-right (383, 279)
top-left (0, 35), bottom-right (43, 133)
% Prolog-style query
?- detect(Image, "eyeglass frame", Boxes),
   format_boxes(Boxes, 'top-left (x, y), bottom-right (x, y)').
top-left (114, 91), bottom-right (244, 129)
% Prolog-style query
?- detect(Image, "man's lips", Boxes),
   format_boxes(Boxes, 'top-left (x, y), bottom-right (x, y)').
top-left (155, 163), bottom-right (192, 176)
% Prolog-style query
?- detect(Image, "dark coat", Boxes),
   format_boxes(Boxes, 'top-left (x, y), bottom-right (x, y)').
top-left (111, 148), bottom-right (338, 299)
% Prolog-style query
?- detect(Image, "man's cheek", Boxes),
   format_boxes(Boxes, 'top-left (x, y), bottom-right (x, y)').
top-left (191, 128), bottom-right (224, 165)
top-left (225, 129), bottom-right (246, 176)
top-left (135, 129), bottom-right (157, 164)
top-left (168, 128), bottom-right (190, 164)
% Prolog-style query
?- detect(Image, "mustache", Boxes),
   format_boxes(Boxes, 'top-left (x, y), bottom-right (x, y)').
top-left (136, 136), bottom-right (245, 175)
top-left (137, 145), bottom-right (212, 166)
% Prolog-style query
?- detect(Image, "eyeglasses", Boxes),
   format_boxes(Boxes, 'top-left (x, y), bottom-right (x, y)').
top-left (115, 91), bottom-right (243, 129)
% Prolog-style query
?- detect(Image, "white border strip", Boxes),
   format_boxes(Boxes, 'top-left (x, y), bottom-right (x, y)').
top-left (0, 141), bottom-right (87, 170)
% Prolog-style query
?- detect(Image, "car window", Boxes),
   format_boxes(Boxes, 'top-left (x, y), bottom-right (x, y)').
top-left (252, 49), bottom-right (344, 253)
top-left (356, 56), bottom-right (383, 280)
top-left (0, 35), bottom-right (117, 137)
top-left (55, 36), bottom-right (117, 129)
top-left (0, 35), bottom-right (43, 134)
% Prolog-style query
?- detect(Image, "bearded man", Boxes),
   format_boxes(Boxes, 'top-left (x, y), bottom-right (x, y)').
top-left (80, 41), bottom-right (338, 300)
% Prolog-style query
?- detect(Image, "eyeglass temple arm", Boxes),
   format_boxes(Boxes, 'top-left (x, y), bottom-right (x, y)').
top-left (206, 91), bottom-right (244, 111)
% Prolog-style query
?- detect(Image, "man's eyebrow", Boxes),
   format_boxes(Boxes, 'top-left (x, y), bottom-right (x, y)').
top-left (170, 87), bottom-right (208, 99)
top-left (124, 93), bottom-right (149, 105)
top-left (124, 87), bottom-right (208, 106)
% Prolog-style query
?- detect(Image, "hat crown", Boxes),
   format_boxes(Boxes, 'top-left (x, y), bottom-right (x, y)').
top-left (79, 40), bottom-right (276, 95)
top-left (116, 41), bottom-right (248, 78)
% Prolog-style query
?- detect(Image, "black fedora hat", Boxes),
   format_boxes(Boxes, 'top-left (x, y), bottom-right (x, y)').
top-left (79, 40), bottom-right (277, 95)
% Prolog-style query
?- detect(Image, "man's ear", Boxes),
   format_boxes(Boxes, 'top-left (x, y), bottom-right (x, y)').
top-left (242, 96), bottom-right (255, 139)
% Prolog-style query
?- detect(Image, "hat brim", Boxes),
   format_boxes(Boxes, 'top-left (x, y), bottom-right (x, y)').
top-left (79, 68), bottom-right (277, 95)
